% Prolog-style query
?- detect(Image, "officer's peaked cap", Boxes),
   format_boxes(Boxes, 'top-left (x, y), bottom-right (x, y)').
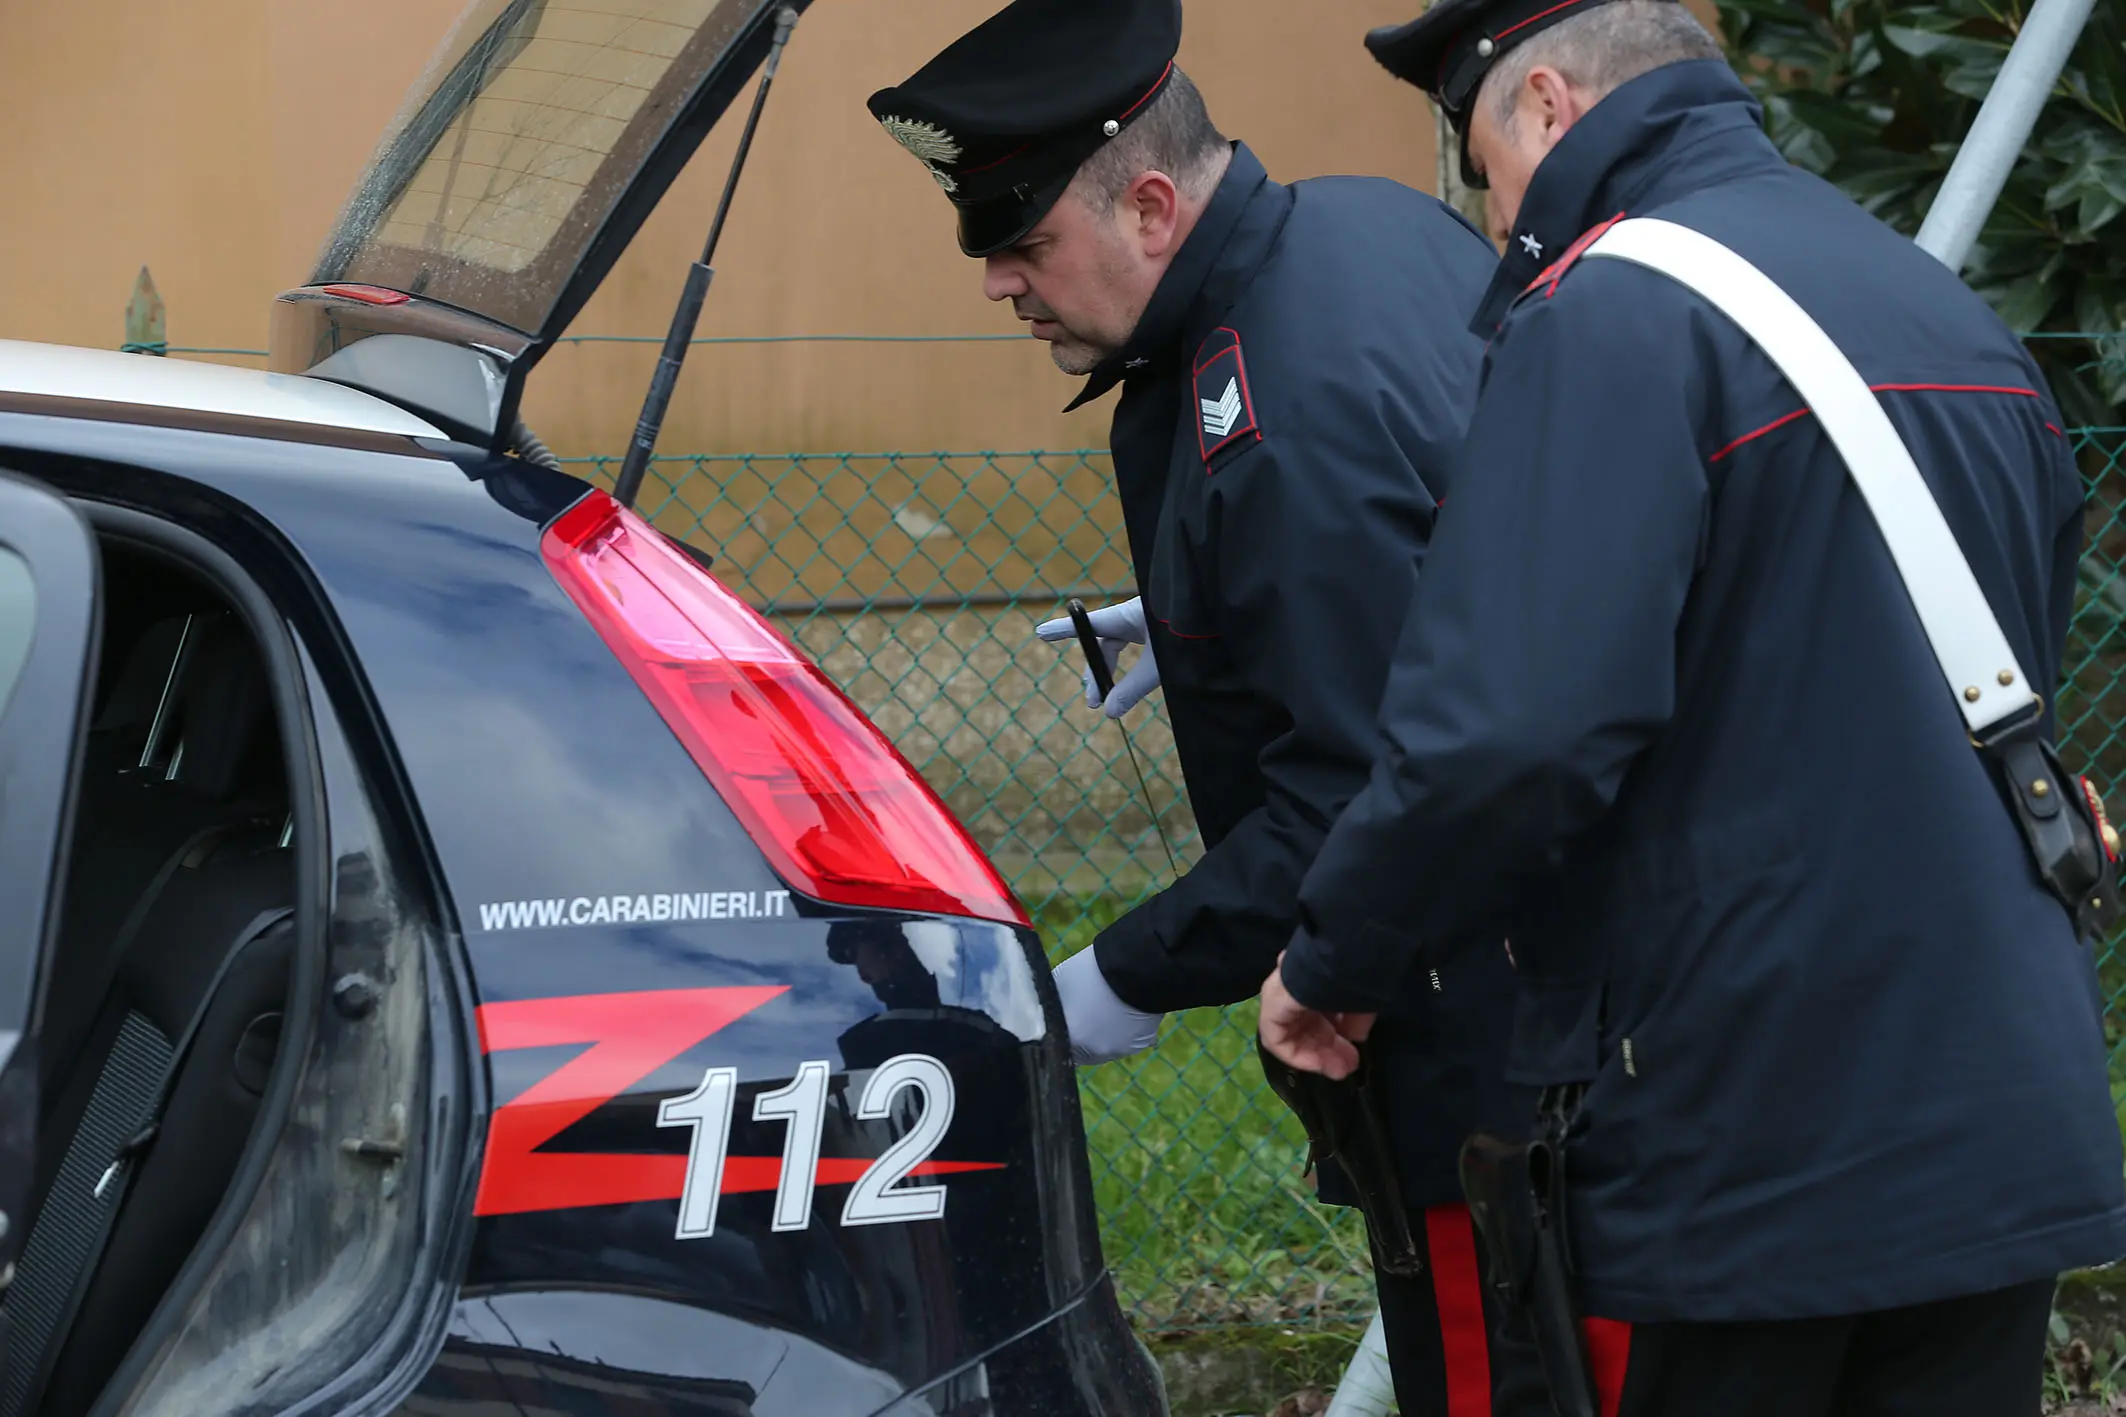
top-left (867, 0), bottom-right (1183, 258)
top-left (1366, 0), bottom-right (1678, 188)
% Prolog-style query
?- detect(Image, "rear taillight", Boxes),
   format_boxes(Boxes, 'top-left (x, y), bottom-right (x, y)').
top-left (542, 490), bottom-right (1028, 927)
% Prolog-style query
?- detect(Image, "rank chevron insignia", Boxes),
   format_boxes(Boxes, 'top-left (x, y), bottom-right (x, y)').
top-left (1200, 377), bottom-right (1243, 440)
top-left (1191, 328), bottom-right (1259, 466)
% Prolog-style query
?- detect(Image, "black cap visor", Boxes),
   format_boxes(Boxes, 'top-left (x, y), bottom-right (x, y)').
top-left (1441, 49), bottom-right (1494, 189)
top-left (956, 165), bottom-right (1080, 258)
top-left (1369, 0), bottom-right (1662, 191)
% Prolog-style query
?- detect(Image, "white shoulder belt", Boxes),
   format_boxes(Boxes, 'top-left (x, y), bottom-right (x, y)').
top-left (1581, 217), bottom-right (2037, 739)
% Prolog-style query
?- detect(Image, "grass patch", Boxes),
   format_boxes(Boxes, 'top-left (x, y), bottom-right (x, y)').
top-left (1032, 894), bottom-right (1376, 1332)
top-left (1149, 1325), bottom-right (1374, 1417)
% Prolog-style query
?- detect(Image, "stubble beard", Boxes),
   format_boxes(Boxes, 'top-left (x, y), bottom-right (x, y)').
top-left (1046, 337), bottom-right (1107, 376)
top-left (1023, 231), bottom-right (1135, 377)
top-left (1016, 297), bottom-right (1118, 376)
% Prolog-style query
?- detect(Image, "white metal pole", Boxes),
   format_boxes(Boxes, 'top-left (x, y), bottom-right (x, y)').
top-left (1914, 0), bottom-right (2099, 271)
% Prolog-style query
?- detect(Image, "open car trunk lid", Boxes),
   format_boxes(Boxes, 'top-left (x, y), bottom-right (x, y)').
top-left (270, 0), bottom-right (810, 447)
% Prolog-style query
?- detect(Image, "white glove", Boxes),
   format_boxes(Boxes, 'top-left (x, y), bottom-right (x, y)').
top-left (1052, 947), bottom-right (1164, 1066)
top-left (1034, 597), bottom-right (1162, 719)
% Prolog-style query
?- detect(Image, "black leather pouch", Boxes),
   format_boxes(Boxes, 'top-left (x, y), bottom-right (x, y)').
top-left (1459, 1096), bottom-right (1598, 1417)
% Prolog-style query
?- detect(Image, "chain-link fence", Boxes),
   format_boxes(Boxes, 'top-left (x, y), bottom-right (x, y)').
top-left (2061, 428), bottom-right (2126, 1071)
top-left (560, 418), bottom-right (2126, 1334)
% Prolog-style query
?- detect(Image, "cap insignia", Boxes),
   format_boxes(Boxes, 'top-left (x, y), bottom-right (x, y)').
top-left (878, 115), bottom-right (963, 193)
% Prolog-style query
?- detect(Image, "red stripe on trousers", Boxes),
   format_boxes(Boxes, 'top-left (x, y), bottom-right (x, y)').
top-left (1582, 1317), bottom-right (1633, 1417)
top-left (1427, 1203), bottom-right (1493, 1417)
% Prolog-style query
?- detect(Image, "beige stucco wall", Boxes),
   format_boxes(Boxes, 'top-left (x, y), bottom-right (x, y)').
top-left (0, 0), bottom-right (456, 364)
top-left (0, 0), bottom-right (1452, 460)
top-left (0, 0), bottom-right (1723, 459)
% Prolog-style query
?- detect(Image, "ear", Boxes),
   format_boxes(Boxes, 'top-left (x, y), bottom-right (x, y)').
top-left (1124, 169), bottom-right (1184, 257)
top-left (1524, 65), bottom-right (1589, 149)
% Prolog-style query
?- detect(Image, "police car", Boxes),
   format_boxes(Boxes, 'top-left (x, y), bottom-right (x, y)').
top-left (0, 2), bottom-right (1166, 1414)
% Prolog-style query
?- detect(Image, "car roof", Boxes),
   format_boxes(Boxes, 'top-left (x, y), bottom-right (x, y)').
top-left (0, 340), bottom-right (445, 440)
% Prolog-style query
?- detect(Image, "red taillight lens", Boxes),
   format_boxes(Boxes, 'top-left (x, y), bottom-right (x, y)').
top-left (542, 490), bottom-right (1028, 927)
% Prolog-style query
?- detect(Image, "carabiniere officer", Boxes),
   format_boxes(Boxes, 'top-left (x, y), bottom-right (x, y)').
top-left (867, 1), bottom-right (1544, 1412)
top-left (1260, 1), bottom-right (2126, 1414)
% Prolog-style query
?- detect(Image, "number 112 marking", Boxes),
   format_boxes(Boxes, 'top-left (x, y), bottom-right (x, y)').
top-left (657, 1052), bottom-right (959, 1239)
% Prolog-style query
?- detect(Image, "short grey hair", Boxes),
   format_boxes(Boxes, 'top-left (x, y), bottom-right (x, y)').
top-left (1482, 1), bottom-right (1725, 131)
top-left (1070, 67), bottom-right (1229, 210)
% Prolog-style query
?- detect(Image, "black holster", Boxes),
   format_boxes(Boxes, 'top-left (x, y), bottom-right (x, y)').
top-left (1460, 1086), bottom-right (1597, 1417)
top-left (1978, 710), bottom-right (2121, 943)
top-left (1256, 1038), bottom-right (1423, 1278)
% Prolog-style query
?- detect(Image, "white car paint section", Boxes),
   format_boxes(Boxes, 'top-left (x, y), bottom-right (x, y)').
top-left (0, 339), bottom-right (445, 439)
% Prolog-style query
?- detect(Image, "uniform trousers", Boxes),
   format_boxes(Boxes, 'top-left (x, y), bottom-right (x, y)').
top-left (1376, 1213), bottom-right (2049, 1417)
top-left (1370, 1203), bottom-right (1554, 1417)
top-left (1591, 1278), bottom-right (2054, 1417)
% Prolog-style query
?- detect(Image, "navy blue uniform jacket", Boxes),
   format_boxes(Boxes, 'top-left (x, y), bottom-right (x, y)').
top-left (1283, 62), bottom-right (2126, 1318)
top-left (1071, 143), bottom-right (1532, 1204)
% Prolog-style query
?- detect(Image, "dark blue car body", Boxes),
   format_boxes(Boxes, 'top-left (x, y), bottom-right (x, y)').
top-left (0, 2), bottom-right (1168, 1412)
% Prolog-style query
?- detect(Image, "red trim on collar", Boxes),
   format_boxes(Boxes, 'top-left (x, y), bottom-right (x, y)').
top-left (1521, 211), bottom-right (1628, 299)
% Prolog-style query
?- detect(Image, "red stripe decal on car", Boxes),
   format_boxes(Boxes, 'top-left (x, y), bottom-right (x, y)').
top-left (717, 1155), bottom-right (1004, 1195)
top-left (475, 987), bottom-right (788, 1217)
top-left (473, 987), bottom-right (1003, 1218)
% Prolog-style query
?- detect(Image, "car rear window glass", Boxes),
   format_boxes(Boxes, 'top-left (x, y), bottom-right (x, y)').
top-left (0, 549), bottom-right (34, 719)
top-left (316, 0), bottom-right (760, 335)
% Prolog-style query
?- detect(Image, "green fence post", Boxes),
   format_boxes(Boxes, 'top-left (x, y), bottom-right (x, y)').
top-left (122, 266), bottom-right (166, 357)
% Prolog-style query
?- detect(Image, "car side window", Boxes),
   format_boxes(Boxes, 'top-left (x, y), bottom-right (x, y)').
top-left (0, 548), bottom-right (34, 717)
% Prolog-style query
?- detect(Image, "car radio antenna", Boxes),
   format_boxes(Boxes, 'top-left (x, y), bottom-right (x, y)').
top-left (613, 3), bottom-right (799, 511)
